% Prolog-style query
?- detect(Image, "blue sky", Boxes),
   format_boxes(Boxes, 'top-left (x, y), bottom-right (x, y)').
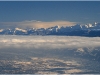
top-left (0, 1), bottom-right (100, 28)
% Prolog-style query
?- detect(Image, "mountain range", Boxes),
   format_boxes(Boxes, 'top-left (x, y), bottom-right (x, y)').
top-left (0, 22), bottom-right (100, 37)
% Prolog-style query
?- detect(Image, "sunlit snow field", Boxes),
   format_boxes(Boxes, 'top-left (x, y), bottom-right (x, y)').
top-left (0, 35), bottom-right (100, 74)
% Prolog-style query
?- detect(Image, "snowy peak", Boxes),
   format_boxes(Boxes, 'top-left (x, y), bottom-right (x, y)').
top-left (95, 22), bottom-right (97, 25)
top-left (54, 25), bottom-right (60, 29)
top-left (15, 28), bottom-right (27, 32)
top-left (0, 29), bottom-right (4, 32)
top-left (0, 22), bottom-right (100, 36)
top-left (73, 22), bottom-right (100, 30)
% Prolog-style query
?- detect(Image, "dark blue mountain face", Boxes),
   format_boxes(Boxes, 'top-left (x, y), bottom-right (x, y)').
top-left (0, 22), bottom-right (100, 37)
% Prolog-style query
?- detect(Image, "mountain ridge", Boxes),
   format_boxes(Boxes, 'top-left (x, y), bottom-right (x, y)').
top-left (0, 22), bottom-right (100, 37)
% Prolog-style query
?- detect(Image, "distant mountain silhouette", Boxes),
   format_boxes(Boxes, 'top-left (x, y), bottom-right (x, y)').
top-left (0, 22), bottom-right (100, 37)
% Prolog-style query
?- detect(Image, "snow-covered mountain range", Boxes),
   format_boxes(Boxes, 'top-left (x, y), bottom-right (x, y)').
top-left (0, 22), bottom-right (100, 36)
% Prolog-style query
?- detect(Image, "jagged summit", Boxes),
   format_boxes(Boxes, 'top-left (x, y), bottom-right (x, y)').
top-left (95, 22), bottom-right (97, 25)
top-left (0, 22), bottom-right (100, 36)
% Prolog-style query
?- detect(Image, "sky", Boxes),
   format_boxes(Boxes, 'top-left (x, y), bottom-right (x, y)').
top-left (0, 1), bottom-right (100, 28)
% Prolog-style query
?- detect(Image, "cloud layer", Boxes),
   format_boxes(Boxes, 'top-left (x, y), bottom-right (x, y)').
top-left (0, 36), bottom-right (100, 74)
top-left (0, 35), bottom-right (100, 49)
top-left (0, 20), bottom-right (76, 28)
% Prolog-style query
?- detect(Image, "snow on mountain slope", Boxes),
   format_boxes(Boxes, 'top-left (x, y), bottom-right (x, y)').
top-left (0, 29), bottom-right (4, 32)
top-left (15, 28), bottom-right (27, 32)
top-left (0, 22), bottom-right (100, 36)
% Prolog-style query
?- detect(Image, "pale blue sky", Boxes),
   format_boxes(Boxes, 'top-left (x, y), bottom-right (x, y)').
top-left (0, 1), bottom-right (100, 28)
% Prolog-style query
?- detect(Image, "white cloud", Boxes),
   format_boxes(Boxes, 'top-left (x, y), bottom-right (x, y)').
top-left (0, 35), bottom-right (100, 50)
top-left (65, 69), bottom-right (83, 73)
top-left (0, 20), bottom-right (77, 28)
top-left (0, 36), bottom-right (100, 74)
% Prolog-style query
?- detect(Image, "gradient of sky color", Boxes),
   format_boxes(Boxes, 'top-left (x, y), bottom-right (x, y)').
top-left (0, 1), bottom-right (100, 28)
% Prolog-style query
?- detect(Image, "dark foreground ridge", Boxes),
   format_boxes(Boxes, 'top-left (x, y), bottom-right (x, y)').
top-left (0, 22), bottom-right (100, 37)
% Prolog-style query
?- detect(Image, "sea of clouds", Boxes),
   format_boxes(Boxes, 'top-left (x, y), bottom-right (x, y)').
top-left (0, 35), bottom-right (100, 49)
top-left (0, 35), bottom-right (100, 74)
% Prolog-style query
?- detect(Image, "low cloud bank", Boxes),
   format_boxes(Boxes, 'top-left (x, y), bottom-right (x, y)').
top-left (0, 35), bottom-right (100, 49)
